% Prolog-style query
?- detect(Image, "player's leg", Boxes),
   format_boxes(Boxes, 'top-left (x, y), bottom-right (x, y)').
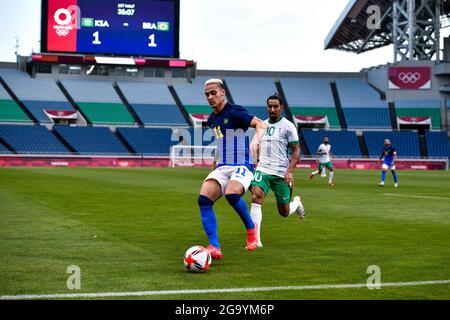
top-left (391, 165), bottom-right (398, 187)
top-left (250, 171), bottom-right (270, 247)
top-left (250, 186), bottom-right (265, 247)
top-left (309, 163), bottom-right (323, 180)
top-left (273, 178), bottom-right (305, 219)
top-left (327, 162), bottom-right (334, 186)
top-left (224, 166), bottom-right (257, 250)
top-left (198, 170), bottom-right (227, 259)
top-left (379, 164), bottom-right (388, 186)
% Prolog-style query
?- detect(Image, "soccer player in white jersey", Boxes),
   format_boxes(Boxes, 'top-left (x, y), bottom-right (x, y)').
top-left (249, 94), bottom-right (305, 247)
top-left (309, 136), bottom-right (334, 187)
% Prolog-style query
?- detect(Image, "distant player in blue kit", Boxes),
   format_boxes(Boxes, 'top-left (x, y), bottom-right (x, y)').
top-left (197, 79), bottom-right (268, 259)
top-left (378, 139), bottom-right (398, 187)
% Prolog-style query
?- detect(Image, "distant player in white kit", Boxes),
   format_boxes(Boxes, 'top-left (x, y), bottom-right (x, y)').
top-left (309, 136), bottom-right (334, 187)
top-left (250, 94), bottom-right (305, 247)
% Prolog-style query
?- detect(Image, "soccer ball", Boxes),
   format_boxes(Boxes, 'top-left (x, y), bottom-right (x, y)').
top-left (183, 245), bottom-right (212, 273)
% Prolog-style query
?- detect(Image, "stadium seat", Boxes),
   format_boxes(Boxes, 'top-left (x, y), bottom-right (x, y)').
top-left (0, 141), bottom-right (11, 154)
top-left (343, 108), bottom-right (391, 129)
top-left (395, 99), bottom-right (441, 129)
top-left (425, 131), bottom-right (449, 158)
top-left (0, 124), bottom-right (69, 154)
top-left (280, 77), bottom-right (335, 107)
top-left (290, 107), bottom-right (340, 128)
top-left (117, 81), bottom-right (188, 126)
top-left (302, 130), bottom-right (362, 157)
top-left (61, 79), bottom-right (135, 125)
top-left (172, 76), bottom-right (213, 122)
top-left (335, 78), bottom-right (386, 107)
top-left (54, 126), bottom-right (130, 155)
top-left (21, 100), bottom-right (75, 123)
top-left (0, 99), bottom-right (31, 123)
top-left (0, 75), bottom-right (31, 122)
top-left (363, 131), bottom-right (420, 158)
top-left (225, 76), bottom-right (278, 106)
top-left (117, 127), bottom-right (178, 156)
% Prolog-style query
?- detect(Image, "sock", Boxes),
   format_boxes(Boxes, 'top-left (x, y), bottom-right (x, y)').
top-left (381, 171), bottom-right (386, 183)
top-left (311, 170), bottom-right (319, 175)
top-left (198, 195), bottom-right (220, 249)
top-left (329, 171), bottom-right (334, 183)
top-left (392, 170), bottom-right (398, 183)
top-left (289, 200), bottom-right (299, 215)
top-left (250, 203), bottom-right (262, 242)
top-left (225, 194), bottom-right (255, 230)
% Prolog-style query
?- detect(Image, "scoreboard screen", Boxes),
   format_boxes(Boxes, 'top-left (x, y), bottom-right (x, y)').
top-left (41, 0), bottom-right (179, 58)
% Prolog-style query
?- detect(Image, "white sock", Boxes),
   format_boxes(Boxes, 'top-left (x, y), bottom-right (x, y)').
top-left (250, 203), bottom-right (262, 243)
top-left (311, 170), bottom-right (319, 175)
top-left (329, 171), bottom-right (334, 183)
top-left (289, 199), bottom-right (299, 215)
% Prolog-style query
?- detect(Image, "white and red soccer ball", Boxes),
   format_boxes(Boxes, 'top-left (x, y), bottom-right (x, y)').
top-left (184, 245), bottom-right (212, 273)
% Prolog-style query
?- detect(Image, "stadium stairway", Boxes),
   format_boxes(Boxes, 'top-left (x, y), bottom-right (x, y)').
top-left (112, 81), bottom-right (144, 126)
top-left (167, 85), bottom-right (193, 126)
top-left (274, 80), bottom-right (294, 122)
top-left (388, 102), bottom-right (398, 129)
top-left (330, 81), bottom-right (347, 128)
top-left (56, 80), bottom-right (91, 125)
top-left (222, 78), bottom-right (236, 105)
top-left (418, 134), bottom-right (428, 158)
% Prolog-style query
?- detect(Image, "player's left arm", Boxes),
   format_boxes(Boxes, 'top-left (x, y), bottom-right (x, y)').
top-left (285, 143), bottom-right (300, 187)
top-left (329, 151), bottom-right (334, 160)
top-left (249, 117), bottom-right (268, 161)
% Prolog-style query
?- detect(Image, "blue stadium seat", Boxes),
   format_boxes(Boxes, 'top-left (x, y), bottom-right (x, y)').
top-left (54, 126), bottom-right (129, 155)
top-left (336, 79), bottom-right (387, 108)
top-left (301, 130), bottom-right (362, 157)
top-left (280, 77), bottom-right (335, 107)
top-left (363, 131), bottom-right (420, 158)
top-left (130, 104), bottom-right (187, 126)
top-left (22, 100), bottom-right (75, 123)
top-left (343, 108), bottom-right (391, 128)
top-left (425, 131), bottom-right (449, 158)
top-left (117, 81), bottom-right (187, 126)
top-left (0, 141), bottom-right (11, 154)
top-left (225, 77), bottom-right (277, 106)
top-left (117, 127), bottom-right (178, 156)
top-left (0, 124), bottom-right (69, 154)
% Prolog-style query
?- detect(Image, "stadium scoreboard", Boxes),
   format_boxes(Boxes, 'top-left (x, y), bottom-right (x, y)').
top-left (41, 0), bottom-right (179, 58)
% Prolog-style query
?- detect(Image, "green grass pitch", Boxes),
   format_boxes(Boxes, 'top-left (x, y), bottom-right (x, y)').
top-left (0, 167), bottom-right (449, 300)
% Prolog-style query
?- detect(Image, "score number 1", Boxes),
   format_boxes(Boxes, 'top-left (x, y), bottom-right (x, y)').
top-left (91, 32), bottom-right (157, 47)
top-left (92, 31), bottom-right (101, 45)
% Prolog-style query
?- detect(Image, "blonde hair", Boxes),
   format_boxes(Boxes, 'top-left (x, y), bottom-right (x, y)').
top-left (204, 78), bottom-right (224, 89)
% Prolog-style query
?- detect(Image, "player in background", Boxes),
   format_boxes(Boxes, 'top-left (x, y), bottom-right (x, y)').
top-left (378, 138), bottom-right (398, 187)
top-left (250, 95), bottom-right (305, 247)
top-left (309, 136), bottom-right (335, 187)
top-left (197, 79), bottom-right (268, 259)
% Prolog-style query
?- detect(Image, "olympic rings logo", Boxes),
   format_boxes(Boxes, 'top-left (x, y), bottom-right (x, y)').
top-left (398, 72), bottom-right (421, 83)
top-left (56, 29), bottom-right (70, 36)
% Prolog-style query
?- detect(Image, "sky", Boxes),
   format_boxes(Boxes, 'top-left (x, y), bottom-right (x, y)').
top-left (0, 0), bottom-right (396, 72)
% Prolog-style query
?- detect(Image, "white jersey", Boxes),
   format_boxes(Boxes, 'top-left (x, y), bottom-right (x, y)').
top-left (317, 143), bottom-right (331, 163)
top-left (257, 117), bottom-right (299, 178)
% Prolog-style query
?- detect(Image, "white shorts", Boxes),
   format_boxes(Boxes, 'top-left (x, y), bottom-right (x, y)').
top-left (382, 163), bottom-right (396, 170)
top-left (204, 165), bottom-right (254, 195)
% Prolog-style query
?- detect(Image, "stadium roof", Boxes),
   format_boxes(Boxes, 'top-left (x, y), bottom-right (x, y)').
top-left (324, 0), bottom-right (450, 54)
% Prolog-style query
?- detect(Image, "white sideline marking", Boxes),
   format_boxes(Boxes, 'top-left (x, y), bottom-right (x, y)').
top-left (384, 193), bottom-right (450, 200)
top-left (1, 279), bottom-right (450, 300)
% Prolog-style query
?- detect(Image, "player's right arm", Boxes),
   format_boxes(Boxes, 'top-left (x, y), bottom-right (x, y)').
top-left (249, 117), bottom-right (268, 161)
top-left (379, 149), bottom-right (384, 163)
top-left (316, 147), bottom-right (321, 163)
